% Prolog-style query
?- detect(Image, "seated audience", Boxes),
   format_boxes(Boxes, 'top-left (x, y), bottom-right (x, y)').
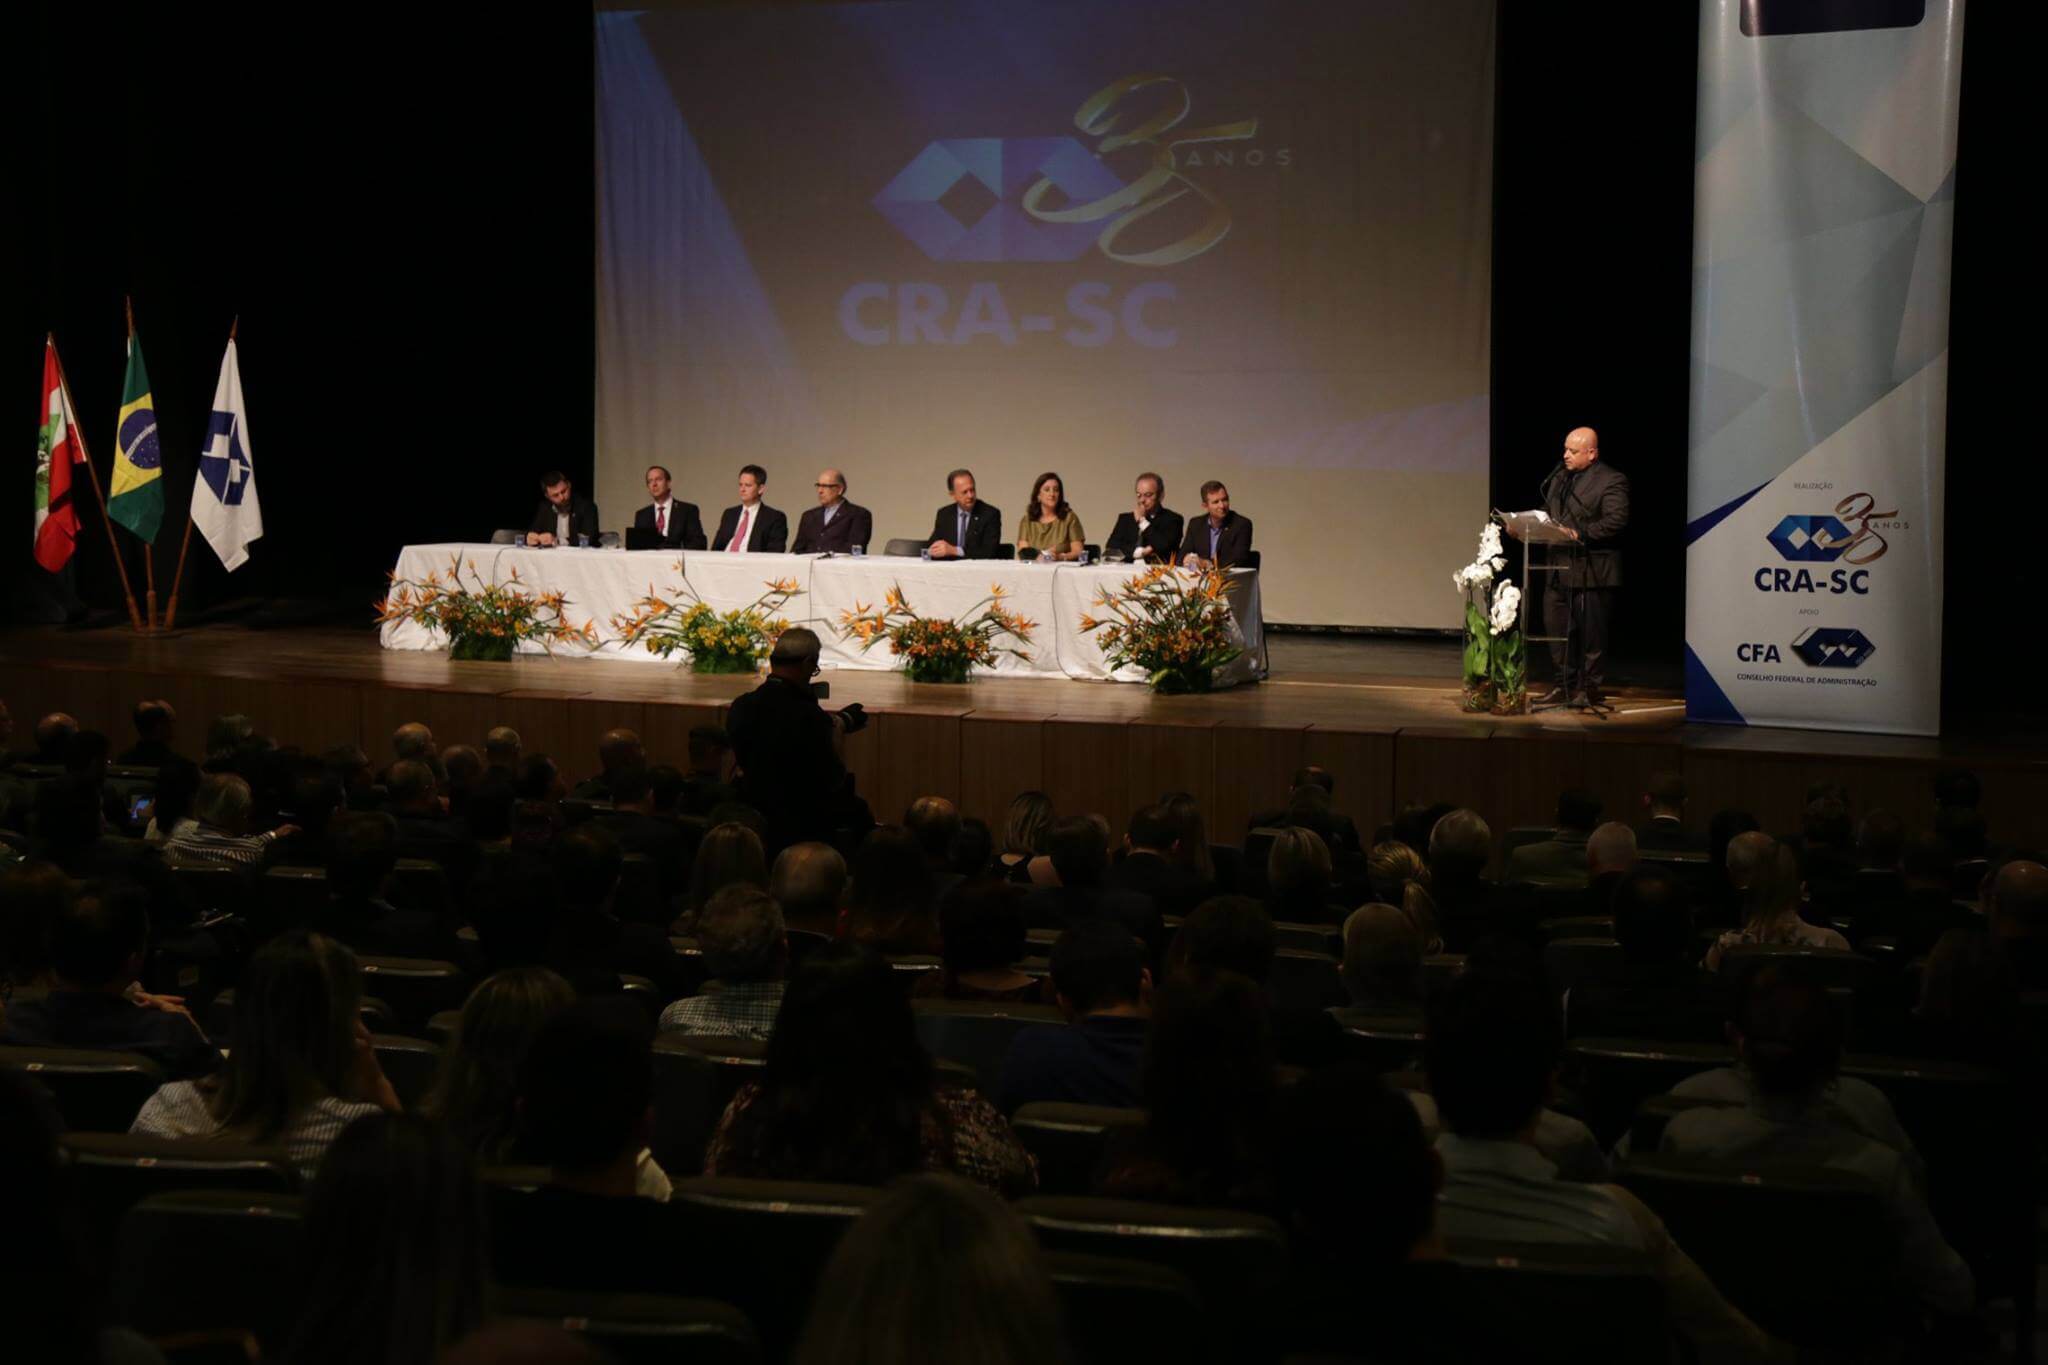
top-left (997, 790), bottom-right (1054, 883)
top-left (905, 796), bottom-right (962, 875)
top-left (163, 772), bottom-right (295, 868)
top-left (1704, 834), bottom-right (1848, 969)
top-left (1660, 966), bottom-right (1973, 1321)
top-left (1107, 801), bottom-right (1213, 918)
top-left (794, 1173), bottom-right (1069, 1365)
top-left (680, 725), bottom-right (736, 815)
top-left (1252, 766), bottom-right (1362, 856)
top-left (704, 941), bottom-right (1035, 1195)
top-left (425, 966), bottom-right (575, 1165)
top-left (0, 879), bottom-right (218, 1078)
top-left (1171, 894), bottom-right (1345, 1065)
top-left (1022, 817), bottom-right (1161, 956)
top-left (1426, 969), bottom-right (1775, 1362)
top-left (595, 762), bottom-right (690, 896)
top-left (542, 824), bottom-right (685, 1001)
top-left (659, 884), bottom-right (788, 1039)
top-left (285, 1111), bottom-right (489, 1365)
top-left (483, 726), bottom-right (521, 776)
top-left (999, 923), bottom-right (1150, 1112)
top-left (770, 840), bottom-right (848, 936)
top-left (1096, 967), bottom-right (1276, 1211)
top-left (493, 1001), bottom-right (693, 1294)
top-left (311, 811), bottom-right (458, 960)
top-left (1367, 839), bottom-right (1442, 952)
top-left (679, 819), bottom-right (768, 924)
top-left (1162, 791), bottom-right (1221, 888)
top-left (1337, 902), bottom-right (1426, 1019)
top-left (117, 699), bottom-right (183, 769)
top-left (569, 727), bottom-right (643, 803)
top-left (1567, 865), bottom-right (1732, 1043)
top-left (947, 816), bottom-right (997, 883)
top-left (260, 772), bottom-right (342, 869)
top-left (1634, 771), bottom-right (1705, 853)
top-left (384, 759), bottom-right (476, 890)
top-left (1427, 808), bottom-right (1535, 952)
top-left (1264, 825), bottom-right (1346, 925)
top-left (921, 885), bottom-right (1041, 1003)
top-left (130, 930), bottom-right (399, 1175)
top-left (1579, 821), bottom-right (1638, 913)
top-left (839, 824), bottom-right (939, 955)
top-left (1506, 789), bottom-right (1603, 886)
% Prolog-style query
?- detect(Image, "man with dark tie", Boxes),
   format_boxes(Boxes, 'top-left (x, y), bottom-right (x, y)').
top-left (791, 467), bottom-right (873, 555)
top-left (1177, 481), bottom-right (1253, 569)
top-left (711, 464), bottom-right (789, 554)
top-left (1537, 426), bottom-right (1629, 706)
top-left (525, 470), bottom-right (600, 547)
top-left (631, 465), bottom-right (707, 550)
top-left (926, 468), bottom-right (1003, 559)
top-left (1104, 472), bottom-right (1184, 563)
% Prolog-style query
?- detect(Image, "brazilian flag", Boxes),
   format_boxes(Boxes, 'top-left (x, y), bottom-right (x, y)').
top-left (107, 331), bottom-right (165, 543)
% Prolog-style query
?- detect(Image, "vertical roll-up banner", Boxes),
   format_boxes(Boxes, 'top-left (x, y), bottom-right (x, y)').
top-left (1684, 0), bottom-right (1961, 736)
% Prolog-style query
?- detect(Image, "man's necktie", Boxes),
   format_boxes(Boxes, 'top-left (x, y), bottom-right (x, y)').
top-left (957, 508), bottom-right (968, 550)
top-left (1209, 523), bottom-right (1221, 561)
top-left (657, 504), bottom-right (667, 537)
top-left (728, 507), bottom-right (751, 553)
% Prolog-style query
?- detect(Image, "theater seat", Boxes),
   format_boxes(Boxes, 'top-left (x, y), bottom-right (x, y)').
top-left (1238, 829), bottom-right (1282, 897)
top-left (499, 1289), bottom-right (760, 1365)
top-left (386, 858), bottom-right (449, 914)
top-left (0, 1045), bottom-right (167, 1132)
top-left (370, 1033), bottom-right (443, 1110)
top-left (1542, 937), bottom-right (1625, 996)
top-left (1563, 1038), bottom-right (1731, 1149)
top-left (169, 864), bottom-right (254, 923)
top-left (1267, 949), bottom-right (1346, 1013)
top-left (649, 1034), bottom-right (767, 1173)
top-left (1447, 1240), bottom-right (1673, 1365)
top-left (910, 998), bottom-right (1066, 1099)
top-left (1045, 1250), bottom-right (1203, 1365)
top-left (114, 1189), bottom-right (307, 1354)
top-left (355, 956), bottom-right (467, 1034)
top-left (1715, 944), bottom-right (1878, 998)
top-left (1421, 954), bottom-right (1466, 995)
top-left (1617, 1156), bottom-right (1901, 1349)
top-left (670, 1177), bottom-right (878, 1360)
top-left (62, 1132), bottom-right (298, 1260)
top-left (259, 865), bottom-right (329, 933)
top-left (1010, 1103), bottom-right (1145, 1194)
top-left (1325, 1009), bottom-right (1425, 1074)
top-left (882, 954), bottom-right (942, 990)
top-left (1271, 921), bottom-right (1342, 956)
top-left (616, 852), bottom-right (666, 923)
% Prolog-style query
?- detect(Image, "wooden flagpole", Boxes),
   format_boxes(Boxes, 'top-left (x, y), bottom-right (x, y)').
top-left (127, 296), bottom-right (158, 630)
top-left (165, 316), bottom-right (233, 631)
top-left (51, 331), bottom-right (146, 631)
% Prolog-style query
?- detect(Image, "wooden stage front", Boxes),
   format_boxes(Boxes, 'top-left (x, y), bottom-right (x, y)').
top-left (6, 625), bottom-right (2045, 854)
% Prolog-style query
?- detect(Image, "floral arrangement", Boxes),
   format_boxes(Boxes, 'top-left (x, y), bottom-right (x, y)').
top-left (1487, 579), bottom-right (1527, 713)
top-left (838, 584), bottom-right (1035, 683)
top-left (1452, 522), bottom-right (1509, 711)
top-left (615, 574), bottom-right (801, 673)
top-left (1079, 563), bottom-right (1243, 694)
top-left (374, 554), bottom-right (596, 661)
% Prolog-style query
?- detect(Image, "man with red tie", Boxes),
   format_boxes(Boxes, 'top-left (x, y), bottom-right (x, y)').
top-left (631, 465), bottom-right (707, 550)
top-left (712, 464), bottom-right (789, 554)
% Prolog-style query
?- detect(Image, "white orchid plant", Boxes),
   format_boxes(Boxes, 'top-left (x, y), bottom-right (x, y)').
top-left (1454, 520), bottom-right (1527, 712)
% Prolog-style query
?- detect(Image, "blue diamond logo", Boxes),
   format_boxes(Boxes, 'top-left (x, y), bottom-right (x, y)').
top-left (1766, 515), bottom-right (1854, 562)
top-left (1791, 627), bottom-right (1876, 669)
top-left (874, 138), bottom-right (1125, 263)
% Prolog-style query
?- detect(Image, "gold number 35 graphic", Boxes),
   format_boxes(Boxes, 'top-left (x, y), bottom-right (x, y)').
top-left (1020, 75), bottom-right (1258, 267)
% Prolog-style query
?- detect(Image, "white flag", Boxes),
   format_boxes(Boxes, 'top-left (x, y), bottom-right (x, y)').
top-left (192, 336), bottom-right (263, 571)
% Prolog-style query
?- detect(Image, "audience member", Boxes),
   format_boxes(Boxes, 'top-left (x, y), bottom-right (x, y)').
top-left (1506, 789), bottom-right (1602, 885)
top-left (999, 923), bottom-right (1149, 1112)
top-left (658, 885), bottom-right (788, 1039)
top-left (996, 790), bottom-right (1053, 882)
top-left (1634, 771), bottom-right (1705, 853)
top-left (1338, 902), bottom-right (1425, 1018)
top-left (679, 819), bottom-right (767, 923)
top-left (1426, 808), bottom-right (1535, 952)
top-left (424, 967), bottom-right (575, 1164)
top-left (840, 824), bottom-right (939, 955)
top-left (569, 728), bottom-right (643, 802)
top-left (163, 772), bottom-right (296, 868)
top-left (1366, 839), bottom-right (1442, 952)
top-left (1172, 894), bottom-right (1346, 1065)
top-left (1107, 801), bottom-right (1212, 918)
top-left (704, 942), bottom-right (1035, 1195)
top-left (770, 841), bottom-right (847, 935)
top-left (1161, 791), bottom-right (1220, 886)
top-left (905, 796), bottom-right (962, 872)
top-left (1264, 825), bottom-right (1345, 925)
top-left (1566, 865), bottom-right (1732, 1043)
top-left (1022, 816), bottom-right (1162, 956)
top-left (680, 726), bottom-right (736, 815)
top-left (285, 1111), bottom-right (489, 1365)
top-left (922, 884), bottom-right (1040, 1002)
top-left (793, 1173), bottom-right (1068, 1365)
top-left (483, 726), bottom-right (522, 775)
top-left (312, 811), bottom-right (458, 959)
top-left (947, 816), bottom-right (996, 883)
top-left (1704, 834), bottom-right (1848, 969)
top-left (117, 700), bottom-right (181, 769)
top-left (542, 825), bottom-right (685, 1001)
top-left (130, 931), bottom-right (399, 1175)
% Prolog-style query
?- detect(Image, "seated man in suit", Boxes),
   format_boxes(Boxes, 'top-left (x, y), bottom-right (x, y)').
top-left (631, 464), bottom-right (706, 550)
top-left (711, 464), bottom-right (788, 554)
top-left (1022, 816), bottom-right (1162, 958)
top-left (1107, 801), bottom-right (1213, 919)
top-left (1178, 480), bottom-right (1253, 569)
top-left (791, 467), bottom-right (873, 554)
top-left (927, 468), bottom-right (1004, 559)
top-left (525, 469), bottom-right (599, 547)
top-left (1506, 789), bottom-right (1603, 887)
top-left (1104, 471), bottom-right (1185, 563)
top-left (1634, 770), bottom-right (1706, 854)
top-left (1566, 865), bottom-right (1732, 1043)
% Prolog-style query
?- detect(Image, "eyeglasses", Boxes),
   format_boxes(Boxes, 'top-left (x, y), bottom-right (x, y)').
top-left (815, 482), bottom-right (843, 489)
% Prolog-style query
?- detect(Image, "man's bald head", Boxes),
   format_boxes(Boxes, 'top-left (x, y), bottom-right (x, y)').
top-left (392, 722), bottom-right (435, 760)
top-left (1562, 427), bottom-right (1601, 472)
top-left (1587, 822), bottom-right (1638, 879)
top-left (771, 841), bottom-right (848, 925)
top-left (1725, 831), bottom-right (1778, 893)
top-left (597, 728), bottom-right (643, 772)
top-left (1989, 860), bottom-right (2048, 940)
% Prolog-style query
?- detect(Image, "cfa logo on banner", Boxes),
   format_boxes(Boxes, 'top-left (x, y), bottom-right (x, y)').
top-left (1752, 493), bottom-right (1902, 595)
top-left (846, 75), bottom-right (1288, 348)
top-left (1736, 628), bottom-right (1877, 669)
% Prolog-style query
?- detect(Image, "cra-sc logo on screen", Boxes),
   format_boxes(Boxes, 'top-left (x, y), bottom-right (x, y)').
top-left (840, 75), bottom-right (1289, 349)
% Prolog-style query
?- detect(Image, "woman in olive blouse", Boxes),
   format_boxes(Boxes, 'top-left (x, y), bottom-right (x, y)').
top-left (1015, 472), bottom-right (1086, 560)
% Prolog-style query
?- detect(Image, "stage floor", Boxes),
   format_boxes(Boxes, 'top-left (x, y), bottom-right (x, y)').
top-left (5, 624), bottom-right (2043, 855)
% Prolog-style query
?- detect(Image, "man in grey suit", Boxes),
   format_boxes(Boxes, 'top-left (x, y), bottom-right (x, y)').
top-left (1538, 427), bottom-right (1630, 705)
top-left (1506, 790), bottom-right (1603, 887)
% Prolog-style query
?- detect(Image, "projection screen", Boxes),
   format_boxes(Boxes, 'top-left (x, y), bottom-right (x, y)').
top-left (595, 0), bottom-right (1494, 628)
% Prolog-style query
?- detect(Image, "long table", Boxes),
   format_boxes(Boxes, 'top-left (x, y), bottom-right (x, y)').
top-left (378, 545), bottom-right (1267, 686)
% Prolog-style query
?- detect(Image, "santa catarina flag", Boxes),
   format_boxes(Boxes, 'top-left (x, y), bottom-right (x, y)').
top-left (34, 338), bottom-right (85, 572)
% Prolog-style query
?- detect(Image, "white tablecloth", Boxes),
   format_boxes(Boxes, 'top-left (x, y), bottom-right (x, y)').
top-left (379, 544), bottom-right (1265, 686)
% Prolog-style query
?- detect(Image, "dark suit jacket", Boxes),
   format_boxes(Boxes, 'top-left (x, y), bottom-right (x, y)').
top-left (528, 496), bottom-right (600, 543)
top-left (728, 675), bottom-right (852, 850)
top-left (1106, 851), bottom-right (1213, 920)
top-left (1540, 461), bottom-right (1629, 588)
top-left (632, 500), bottom-right (707, 551)
top-left (1506, 832), bottom-right (1593, 886)
top-left (1022, 884), bottom-right (1165, 960)
top-left (1634, 816), bottom-right (1707, 854)
top-left (928, 501), bottom-right (1005, 559)
top-left (712, 503), bottom-right (789, 553)
top-left (115, 740), bottom-right (184, 769)
top-left (791, 501), bottom-right (874, 555)
top-left (1104, 508), bottom-right (1185, 562)
top-left (1178, 511), bottom-right (1254, 568)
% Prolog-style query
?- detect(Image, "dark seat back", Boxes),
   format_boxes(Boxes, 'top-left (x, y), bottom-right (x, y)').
top-left (649, 1034), bottom-right (767, 1173)
top-left (1009, 1103), bottom-right (1145, 1195)
top-left (1325, 1009), bottom-right (1425, 1074)
top-left (499, 1289), bottom-right (760, 1365)
top-left (169, 864), bottom-right (254, 922)
top-left (1564, 1038), bottom-right (1733, 1149)
top-left (386, 858), bottom-right (449, 914)
top-left (1716, 944), bottom-right (1878, 997)
top-left (114, 1189), bottom-right (307, 1354)
top-left (1543, 938), bottom-right (1625, 996)
top-left (1045, 1251), bottom-right (1204, 1365)
top-left (910, 999), bottom-right (1066, 1100)
top-left (1266, 949), bottom-right (1345, 1012)
top-left (1448, 1240), bottom-right (1674, 1365)
top-left (62, 1132), bottom-right (299, 1260)
top-left (370, 1033), bottom-right (443, 1110)
top-left (669, 1177), bottom-right (878, 1360)
top-left (616, 852), bottom-right (665, 923)
top-left (355, 956), bottom-right (467, 1035)
top-left (0, 1045), bottom-right (168, 1132)
top-left (259, 865), bottom-right (329, 933)
top-left (1617, 1156), bottom-right (1900, 1346)
top-left (1238, 829), bottom-right (1281, 898)
top-left (1271, 921), bottom-right (1341, 956)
